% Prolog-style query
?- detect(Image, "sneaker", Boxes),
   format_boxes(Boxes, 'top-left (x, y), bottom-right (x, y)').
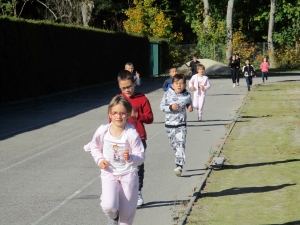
top-left (237, 83), bottom-right (239, 86)
top-left (266, 77), bottom-right (268, 80)
top-left (198, 116), bottom-right (202, 121)
top-left (174, 166), bottom-right (182, 177)
top-left (137, 191), bottom-right (144, 206)
top-left (233, 83), bottom-right (235, 88)
top-left (108, 214), bottom-right (119, 225)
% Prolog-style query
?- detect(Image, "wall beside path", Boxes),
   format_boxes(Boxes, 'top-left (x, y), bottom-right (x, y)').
top-left (0, 17), bottom-right (150, 103)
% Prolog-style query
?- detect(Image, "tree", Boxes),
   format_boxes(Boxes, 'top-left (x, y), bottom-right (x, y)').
top-left (91, 0), bottom-right (131, 31)
top-left (36, 0), bottom-right (82, 24)
top-left (226, 0), bottom-right (234, 63)
top-left (123, 0), bottom-right (176, 39)
top-left (202, 0), bottom-right (210, 29)
top-left (0, 0), bottom-right (30, 17)
top-left (81, 0), bottom-right (94, 26)
top-left (35, 0), bottom-right (94, 26)
top-left (268, 0), bottom-right (276, 67)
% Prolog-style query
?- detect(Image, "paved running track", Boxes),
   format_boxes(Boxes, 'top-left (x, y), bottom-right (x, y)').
top-left (1, 75), bottom-right (299, 225)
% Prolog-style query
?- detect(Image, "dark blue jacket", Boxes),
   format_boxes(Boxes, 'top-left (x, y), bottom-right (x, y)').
top-left (162, 76), bottom-right (172, 91)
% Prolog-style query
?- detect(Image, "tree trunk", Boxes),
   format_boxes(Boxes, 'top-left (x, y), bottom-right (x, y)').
top-left (226, 0), bottom-right (234, 63)
top-left (12, 0), bottom-right (17, 17)
top-left (268, 0), bottom-right (276, 68)
top-left (202, 0), bottom-right (210, 29)
top-left (81, 1), bottom-right (94, 27)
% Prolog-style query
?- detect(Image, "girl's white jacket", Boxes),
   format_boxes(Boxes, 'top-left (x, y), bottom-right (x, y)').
top-left (189, 75), bottom-right (211, 96)
top-left (84, 123), bottom-right (145, 174)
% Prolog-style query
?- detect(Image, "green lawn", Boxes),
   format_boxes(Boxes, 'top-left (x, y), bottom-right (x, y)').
top-left (186, 81), bottom-right (300, 225)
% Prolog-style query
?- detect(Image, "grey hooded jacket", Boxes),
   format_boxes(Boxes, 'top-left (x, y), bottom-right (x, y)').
top-left (160, 88), bottom-right (192, 128)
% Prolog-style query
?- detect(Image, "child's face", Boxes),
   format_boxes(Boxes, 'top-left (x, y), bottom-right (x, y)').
top-left (236, 55), bottom-right (239, 59)
top-left (169, 68), bottom-right (177, 77)
top-left (119, 80), bottom-right (135, 98)
top-left (109, 104), bottom-right (129, 128)
top-left (192, 57), bottom-right (197, 62)
top-left (232, 56), bottom-right (236, 60)
top-left (125, 65), bottom-right (134, 73)
top-left (263, 58), bottom-right (267, 62)
top-left (172, 78), bottom-right (186, 94)
top-left (245, 60), bottom-right (250, 65)
top-left (197, 67), bottom-right (205, 76)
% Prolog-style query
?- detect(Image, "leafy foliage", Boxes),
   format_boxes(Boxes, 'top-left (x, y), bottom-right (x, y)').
top-left (0, 1), bottom-right (14, 16)
top-left (123, 0), bottom-right (182, 41)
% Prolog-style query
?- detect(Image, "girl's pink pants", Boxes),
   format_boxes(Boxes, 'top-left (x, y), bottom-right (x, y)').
top-left (100, 171), bottom-right (139, 225)
top-left (193, 93), bottom-right (206, 119)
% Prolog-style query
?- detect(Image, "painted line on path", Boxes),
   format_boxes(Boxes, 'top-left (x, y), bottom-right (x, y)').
top-left (0, 128), bottom-right (95, 172)
top-left (31, 176), bottom-right (99, 225)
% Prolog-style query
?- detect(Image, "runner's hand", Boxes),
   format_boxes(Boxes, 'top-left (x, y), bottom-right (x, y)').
top-left (99, 160), bottom-right (109, 169)
top-left (172, 103), bottom-right (179, 111)
top-left (122, 150), bottom-right (130, 162)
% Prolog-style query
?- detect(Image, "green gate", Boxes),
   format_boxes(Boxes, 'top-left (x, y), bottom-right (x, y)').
top-left (150, 42), bottom-right (159, 76)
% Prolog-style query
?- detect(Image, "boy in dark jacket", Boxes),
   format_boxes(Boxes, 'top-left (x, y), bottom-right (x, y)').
top-left (242, 59), bottom-right (256, 91)
top-left (189, 54), bottom-right (200, 75)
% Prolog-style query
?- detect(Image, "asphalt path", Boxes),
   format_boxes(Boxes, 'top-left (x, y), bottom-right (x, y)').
top-left (1, 75), bottom-right (299, 225)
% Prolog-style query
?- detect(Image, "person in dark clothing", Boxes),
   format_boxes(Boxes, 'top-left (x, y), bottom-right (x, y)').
top-left (162, 67), bottom-right (177, 91)
top-left (189, 54), bottom-right (200, 75)
top-left (242, 59), bottom-right (256, 91)
top-left (235, 54), bottom-right (241, 85)
top-left (229, 55), bottom-right (238, 88)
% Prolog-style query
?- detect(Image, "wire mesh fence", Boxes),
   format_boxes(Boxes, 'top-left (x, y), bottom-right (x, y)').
top-left (169, 42), bottom-right (300, 71)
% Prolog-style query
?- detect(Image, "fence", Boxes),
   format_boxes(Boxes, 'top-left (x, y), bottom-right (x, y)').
top-left (169, 42), bottom-right (300, 70)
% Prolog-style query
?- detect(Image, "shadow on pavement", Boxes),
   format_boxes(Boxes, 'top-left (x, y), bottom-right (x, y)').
top-left (187, 123), bottom-right (228, 127)
top-left (152, 121), bottom-right (165, 124)
top-left (188, 119), bottom-right (232, 122)
top-left (181, 172), bottom-right (205, 178)
top-left (221, 159), bottom-right (300, 170)
top-left (201, 183), bottom-right (296, 198)
top-left (75, 195), bottom-right (100, 200)
top-left (0, 79), bottom-right (164, 140)
top-left (208, 94), bottom-right (244, 96)
top-left (185, 168), bottom-right (207, 172)
top-left (137, 199), bottom-right (190, 209)
top-left (153, 119), bottom-right (232, 124)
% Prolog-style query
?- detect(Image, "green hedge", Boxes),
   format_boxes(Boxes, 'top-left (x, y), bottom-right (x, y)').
top-left (0, 17), bottom-right (150, 103)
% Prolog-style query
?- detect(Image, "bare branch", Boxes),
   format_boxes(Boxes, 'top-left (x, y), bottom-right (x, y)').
top-left (36, 0), bottom-right (58, 20)
top-left (18, 0), bottom-right (29, 18)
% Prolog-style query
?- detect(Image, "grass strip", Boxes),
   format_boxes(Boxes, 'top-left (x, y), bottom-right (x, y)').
top-left (186, 81), bottom-right (300, 225)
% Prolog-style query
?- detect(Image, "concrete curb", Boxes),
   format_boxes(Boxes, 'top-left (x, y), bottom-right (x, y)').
top-left (178, 89), bottom-right (252, 225)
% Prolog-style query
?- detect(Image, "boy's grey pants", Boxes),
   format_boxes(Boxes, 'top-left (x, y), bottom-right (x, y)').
top-left (165, 126), bottom-right (187, 166)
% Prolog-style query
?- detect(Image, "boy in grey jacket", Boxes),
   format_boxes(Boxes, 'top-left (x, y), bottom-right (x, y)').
top-left (160, 74), bottom-right (193, 177)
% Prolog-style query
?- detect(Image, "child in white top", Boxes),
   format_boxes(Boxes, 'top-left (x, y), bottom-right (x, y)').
top-left (189, 64), bottom-right (211, 121)
top-left (84, 95), bottom-right (145, 225)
